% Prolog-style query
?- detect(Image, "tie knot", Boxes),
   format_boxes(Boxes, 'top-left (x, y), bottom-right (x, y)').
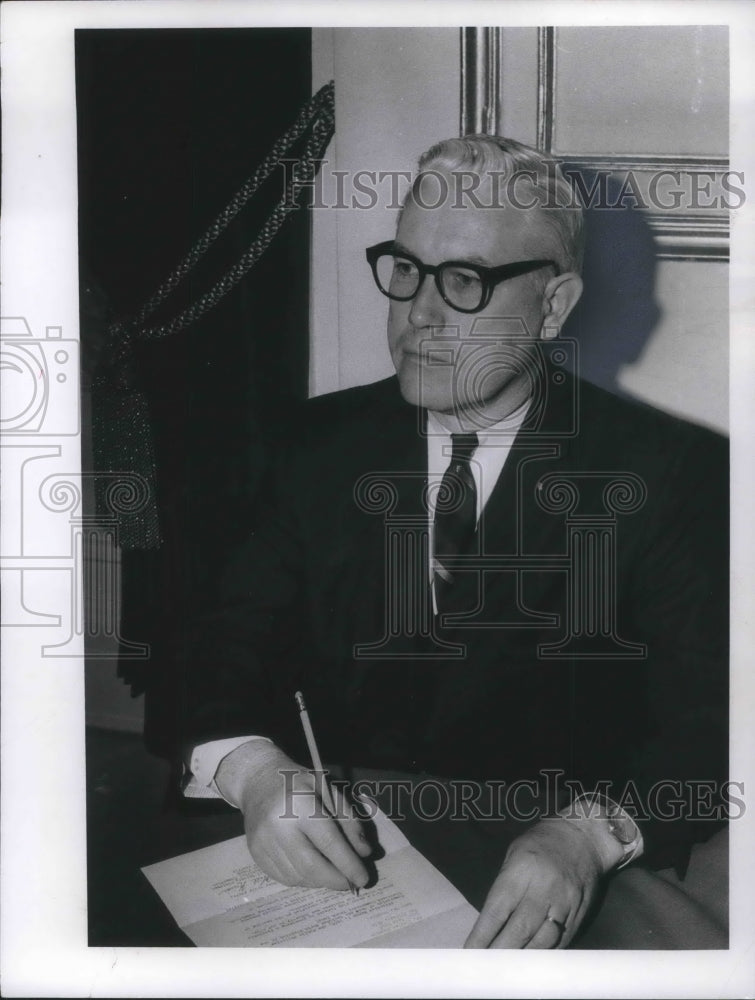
top-left (449, 432), bottom-right (479, 465)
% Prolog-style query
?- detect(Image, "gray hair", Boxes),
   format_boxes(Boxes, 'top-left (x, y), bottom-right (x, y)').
top-left (414, 134), bottom-right (584, 274)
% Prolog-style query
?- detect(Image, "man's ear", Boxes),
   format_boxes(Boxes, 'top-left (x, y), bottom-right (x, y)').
top-left (540, 272), bottom-right (583, 340)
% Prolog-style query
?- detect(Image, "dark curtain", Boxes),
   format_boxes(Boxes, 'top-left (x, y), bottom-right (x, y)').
top-left (76, 28), bottom-right (312, 757)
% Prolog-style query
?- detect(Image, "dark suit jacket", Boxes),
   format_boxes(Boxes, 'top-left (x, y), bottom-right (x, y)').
top-left (181, 365), bottom-right (729, 872)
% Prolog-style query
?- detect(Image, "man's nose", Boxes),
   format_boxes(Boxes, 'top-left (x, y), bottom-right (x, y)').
top-left (408, 273), bottom-right (446, 327)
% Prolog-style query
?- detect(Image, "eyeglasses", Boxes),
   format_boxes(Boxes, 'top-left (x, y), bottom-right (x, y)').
top-left (365, 241), bottom-right (558, 314)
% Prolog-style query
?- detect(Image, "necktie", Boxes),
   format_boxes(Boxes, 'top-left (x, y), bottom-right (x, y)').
top-left (433, 432), bottom-right (479, 615)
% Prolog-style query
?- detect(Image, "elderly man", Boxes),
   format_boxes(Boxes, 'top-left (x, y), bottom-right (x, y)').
top-left (180, 135), bottom-right (728, 948)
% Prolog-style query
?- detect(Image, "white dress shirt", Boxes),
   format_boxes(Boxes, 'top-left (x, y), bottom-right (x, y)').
top-left (426, 403), bottom-right (530, 610)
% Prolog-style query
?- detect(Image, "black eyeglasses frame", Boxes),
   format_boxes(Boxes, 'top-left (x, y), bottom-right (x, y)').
top-left (365, 240), bottom-right (558, 314)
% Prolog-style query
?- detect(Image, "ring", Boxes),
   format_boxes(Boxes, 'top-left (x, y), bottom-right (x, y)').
top-left (545, 915), bottom-right (566, 933)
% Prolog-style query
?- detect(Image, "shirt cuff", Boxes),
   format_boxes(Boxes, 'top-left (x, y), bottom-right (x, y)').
top-left (183, 735), bottom-right (272, 805)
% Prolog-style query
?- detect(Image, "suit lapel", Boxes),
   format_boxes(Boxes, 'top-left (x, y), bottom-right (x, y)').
top-left (446, 359), bottom-right (581, 625)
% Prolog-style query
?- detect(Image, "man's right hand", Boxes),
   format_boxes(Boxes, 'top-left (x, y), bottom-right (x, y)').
top-left (214, 740), bottom-right (371, 891)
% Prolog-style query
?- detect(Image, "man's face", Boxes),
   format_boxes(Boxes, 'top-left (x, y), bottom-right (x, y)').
top-left (387, 180), bottom-right (554, 423)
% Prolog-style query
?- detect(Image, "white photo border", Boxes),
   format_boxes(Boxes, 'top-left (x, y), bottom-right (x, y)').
top-left (1, 1), bottom-right (753, 997)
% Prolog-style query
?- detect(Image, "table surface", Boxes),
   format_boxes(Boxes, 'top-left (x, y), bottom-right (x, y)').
top-left (86, 728), bottom-right (727, 949)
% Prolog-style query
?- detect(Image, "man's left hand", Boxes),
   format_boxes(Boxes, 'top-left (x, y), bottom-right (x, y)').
top-left (464, 818), bottom-right (604, 949)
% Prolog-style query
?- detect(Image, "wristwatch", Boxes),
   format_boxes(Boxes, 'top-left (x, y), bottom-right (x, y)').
top-left (565, 793), bottom-right (643, 869)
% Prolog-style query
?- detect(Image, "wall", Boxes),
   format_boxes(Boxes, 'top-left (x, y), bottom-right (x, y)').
top-left (311, 28), bottom-right (459, 396)
top-left (621, 260), bottom-right (728, 432)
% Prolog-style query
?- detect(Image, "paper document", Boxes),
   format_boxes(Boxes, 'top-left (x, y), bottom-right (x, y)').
top-left (142, 805), bottom-right (478, 947)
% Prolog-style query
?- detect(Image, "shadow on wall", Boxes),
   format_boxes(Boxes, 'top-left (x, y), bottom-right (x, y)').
top-left (562, 172), bottom-right (661, 401)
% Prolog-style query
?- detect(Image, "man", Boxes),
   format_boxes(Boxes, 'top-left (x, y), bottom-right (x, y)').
top-left (180, 136), bottom-right (728, 948)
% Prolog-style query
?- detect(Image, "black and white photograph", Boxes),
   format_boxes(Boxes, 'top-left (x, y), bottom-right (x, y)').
top-left (2, 2), bottom-right (754, 996)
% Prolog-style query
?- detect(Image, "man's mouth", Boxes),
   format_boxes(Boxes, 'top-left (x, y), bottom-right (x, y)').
top-left (400, 348), bottom-right (435, 367)
top-left (401, 344), bottom-right (456, 366)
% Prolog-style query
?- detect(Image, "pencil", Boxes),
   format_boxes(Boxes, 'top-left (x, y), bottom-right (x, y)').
top-left (295, 690), bottom-right (360, 896)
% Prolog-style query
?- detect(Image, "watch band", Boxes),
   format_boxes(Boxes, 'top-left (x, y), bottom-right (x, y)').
top-left (564, 793), bottom-right (644, 869)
